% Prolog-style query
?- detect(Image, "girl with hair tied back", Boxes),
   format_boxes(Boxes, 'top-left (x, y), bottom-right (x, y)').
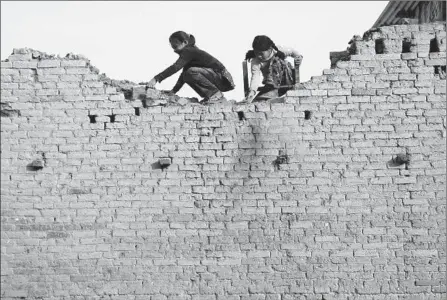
top-left (146, 31), bottom-right (235, 103)
top-left (244, 35), bottom-right (303, 103)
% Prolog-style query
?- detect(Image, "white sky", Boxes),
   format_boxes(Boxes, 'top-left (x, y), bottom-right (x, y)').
top-left (1, 1), bottom-right (388, 100)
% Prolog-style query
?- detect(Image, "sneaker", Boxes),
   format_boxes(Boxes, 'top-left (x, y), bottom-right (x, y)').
top-left (256, 88), bottom-right (278, 100)
top-left (207, 91), bottom-right (226, 103)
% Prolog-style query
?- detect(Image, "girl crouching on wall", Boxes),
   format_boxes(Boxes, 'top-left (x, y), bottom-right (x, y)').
top-left (244, 35), bottom-right (303, 103)
top-left (146, 31), bottom-right (235, 103)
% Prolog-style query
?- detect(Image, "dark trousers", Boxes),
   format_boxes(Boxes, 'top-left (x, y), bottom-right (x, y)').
top-left (253, 85), bottom-right (279, 101)
top-left (253, 85), bottom-right (291, 101)
top-left (183, 67), bottom-right (226, 98)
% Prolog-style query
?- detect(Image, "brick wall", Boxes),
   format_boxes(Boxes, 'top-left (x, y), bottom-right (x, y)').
top-left (1, 23), bottom-right (446, 299)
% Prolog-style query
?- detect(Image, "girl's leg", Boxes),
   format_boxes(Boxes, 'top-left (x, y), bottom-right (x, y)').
top-left (253, 84), bottom-right (279, 101)
top-left (182, 67), bottom-right (225, 100)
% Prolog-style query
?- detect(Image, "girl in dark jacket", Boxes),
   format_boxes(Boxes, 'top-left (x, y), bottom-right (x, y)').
top-left (147, 31), bottom-right (235, 103)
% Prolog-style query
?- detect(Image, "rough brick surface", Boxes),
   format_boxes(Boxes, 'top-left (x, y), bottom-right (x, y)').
top-left (1, 23), bottom-right (446, 299)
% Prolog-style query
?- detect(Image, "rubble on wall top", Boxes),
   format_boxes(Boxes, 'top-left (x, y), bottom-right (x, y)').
top-left (8, 47), bottom-right (90, 61)
top-left (64, 52), bottom-right (89, 60)
top-left (2, 22), bottom-right (445, 107)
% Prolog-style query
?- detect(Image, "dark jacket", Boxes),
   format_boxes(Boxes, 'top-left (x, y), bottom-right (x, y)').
top-left (154, 45), bottom-right (234, 93)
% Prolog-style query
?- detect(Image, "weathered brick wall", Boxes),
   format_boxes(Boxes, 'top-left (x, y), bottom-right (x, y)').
top-left (1, 23), bottom-right (446, 300)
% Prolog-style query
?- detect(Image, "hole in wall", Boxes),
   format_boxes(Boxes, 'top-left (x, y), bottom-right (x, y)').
top-left (304, 111), bottom-right (311, 120)
top-left (402, 39), bottom-right (412, 53)
top-left (429, 38), bottom-right (439, 53)
top-left (387, 153), bottom-right (411, 168)
top-left (273, 150), bottom-right (289, 170)
top-left (1, 109), bottom-right (20, 118)
top-left (123, 89), bottom-right (133, 100)
top-left (434, 65), bottom-right (446, 74)
top-left (69, 188), bottom-right (88, 194)
top-left (1, 102), bottom-right (20, 118)
top-left (434, 66), bottom-right (446, 79)
top-left (26, 164), bottom-right (43, 171)
top-left (151, 162), bottom-right (162, 170)
top-left (88, 115), bottom-right (97, 123)
top-left (29, 68), bottom-right (38, 83)
top-left (375, 39), bottom-right (385, 54)
top-left (108, 114), bottom-right (116, 123)
top-left (151, 158), bottom-right (171, 171)
top-left (134, 107), bottom-right (140, 116)
top-left (237, 111), bottom-right (246, 121)
top-left (26, 154), bottom-right (45, 171)
top-left (141, 99), bottom-right (148, 108)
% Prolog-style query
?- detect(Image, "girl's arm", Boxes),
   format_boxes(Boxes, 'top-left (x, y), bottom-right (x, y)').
top-left (277, 45), bottom-right (303, 65)
top-left (154, 55), bottom-right (189, 83)
top-left (244, 59), bottom-right (262, 102)
top-left (249, 59), bottom-right (262, 93)
top-left (171, 73), bottom-right (185, 93)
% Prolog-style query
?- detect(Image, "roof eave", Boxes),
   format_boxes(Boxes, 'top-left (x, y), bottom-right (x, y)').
top-left (373, 1), bottom-right (420, 28)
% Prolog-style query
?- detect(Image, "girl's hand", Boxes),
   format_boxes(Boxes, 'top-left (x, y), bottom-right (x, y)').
top-left (146, 78), bottom-right (157, 88)
top-left (161, 90), bottom-right (176, 96)
top-left (245, 50), bottom-right (255, 61)
top-left (245, 90), bottom-right (256, 103)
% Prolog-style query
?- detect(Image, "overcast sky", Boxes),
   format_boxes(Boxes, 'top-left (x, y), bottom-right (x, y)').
top-left (1, 1), bottom-right (388, 100)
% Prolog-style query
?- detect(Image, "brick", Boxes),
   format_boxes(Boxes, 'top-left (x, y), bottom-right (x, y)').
top-left (393, 88), bottom-right (418, 95)
top-left (327, 89), bottom-right (350, 96)
top-left (61, 60), bottom-right (88, 67)
top-left (352, 88), bottom-right (376, 96)
top-left (37, 60), bottom-right (61, 68)
top-left (424, 58), bottom-right (446, 66)
top-left (311, 89), bottom-right (328, 96)
top-left (350, 55), bottom-right (374, 61)
top-left (375, 54), bottom-right (401, 60)
top-left (12, 61), bottom-right (38, 68)
top-left (65, 68), bottom-right (89, 74)
top-left (401, 53), bottom-right (418, 60)
top-left (1, 61), bottom-right (13, 68)
top-left (286, 89), bottom-right (311, 96)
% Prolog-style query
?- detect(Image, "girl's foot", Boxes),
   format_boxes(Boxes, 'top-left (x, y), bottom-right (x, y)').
top-left (203, 91), bottom-right (226, 104)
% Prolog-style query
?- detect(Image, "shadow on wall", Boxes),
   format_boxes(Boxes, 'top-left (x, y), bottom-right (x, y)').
top-left (0, 102), bottom-right (19, 117)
